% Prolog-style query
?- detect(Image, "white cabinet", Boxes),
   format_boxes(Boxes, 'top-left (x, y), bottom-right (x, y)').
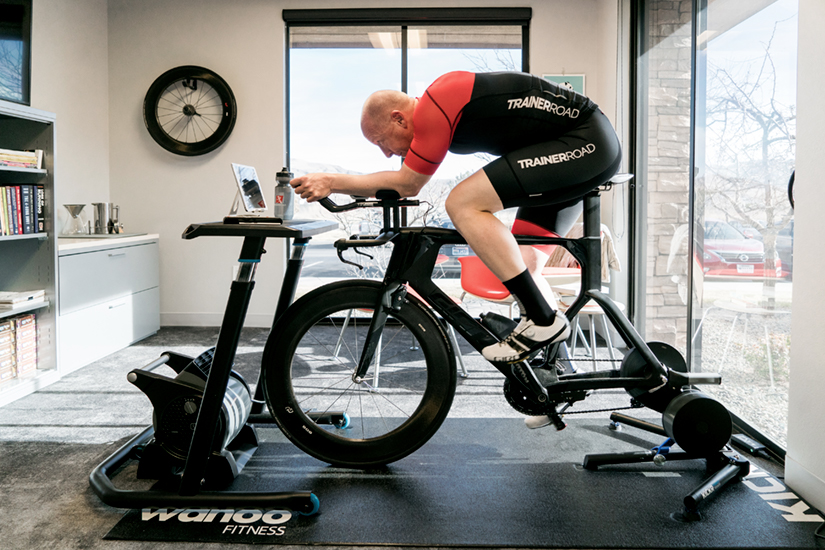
top-left (58, 235), bottom-right (160, 373)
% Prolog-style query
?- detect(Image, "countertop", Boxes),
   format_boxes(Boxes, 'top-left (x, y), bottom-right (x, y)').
top-left (57, 233), bottom-right (159, 255)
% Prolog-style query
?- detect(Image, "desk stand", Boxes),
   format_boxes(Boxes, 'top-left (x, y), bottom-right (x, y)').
top-left (90, 219), bottom-right (336, 513)
top-left (583, 412), bottom-right (750, 521)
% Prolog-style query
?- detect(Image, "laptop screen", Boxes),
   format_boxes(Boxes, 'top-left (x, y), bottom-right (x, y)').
top-left (231, 163), bottom-right (267, 213)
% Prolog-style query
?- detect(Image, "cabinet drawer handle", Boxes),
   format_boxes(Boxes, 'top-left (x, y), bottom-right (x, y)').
top-left (109, 302), bottom-right (126, 309)
top-left (108, 252), bottom-right (127, 258)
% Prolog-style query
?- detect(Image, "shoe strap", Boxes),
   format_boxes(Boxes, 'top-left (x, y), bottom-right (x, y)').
top-left (502, 330), bottom-right (535, 354)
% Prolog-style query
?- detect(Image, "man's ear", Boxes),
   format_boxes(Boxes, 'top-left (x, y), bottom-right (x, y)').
top-left (391, 110), bottom-right (406, 127)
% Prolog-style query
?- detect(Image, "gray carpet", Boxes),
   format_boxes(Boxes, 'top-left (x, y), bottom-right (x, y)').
top-left (0, 327), bottom-right (814, 550)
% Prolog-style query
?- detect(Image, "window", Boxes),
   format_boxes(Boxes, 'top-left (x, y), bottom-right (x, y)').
top-left (284, 9), bottom-right (528, 285)
top-left (0, 0), bottom-right (31, 104)
top-left (693, 0), bottom-right (797, 449)
top-left (634, 0), bottom-right (798, 451)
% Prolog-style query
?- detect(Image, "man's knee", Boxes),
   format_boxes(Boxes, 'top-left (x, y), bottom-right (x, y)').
top-left (446, 170), bottom-right (503, 221)
top-left (444, 189), bottom-right (465, 222)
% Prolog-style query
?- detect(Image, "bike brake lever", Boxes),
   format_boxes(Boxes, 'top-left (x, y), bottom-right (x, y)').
top-left (336, 247), bottom-right (364, 270)
top-left (353, 247), bottom-right (374, 261)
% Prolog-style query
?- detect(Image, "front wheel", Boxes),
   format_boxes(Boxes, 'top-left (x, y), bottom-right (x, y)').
top-left (261, 281), bottom-right (457, 467)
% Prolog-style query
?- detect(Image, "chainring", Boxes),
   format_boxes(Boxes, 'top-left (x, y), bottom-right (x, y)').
top-left (503, 377), bottom-right (551, 415)
top-left (502, 365), bottom-right (565, 416)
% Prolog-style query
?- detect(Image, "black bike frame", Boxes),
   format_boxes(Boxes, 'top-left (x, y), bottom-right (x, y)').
top-left (343, 189), bottom-right (686, 403)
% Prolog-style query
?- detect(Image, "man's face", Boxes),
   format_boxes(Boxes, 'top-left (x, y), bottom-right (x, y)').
top-left (366, 117), bottom-right (413, 159)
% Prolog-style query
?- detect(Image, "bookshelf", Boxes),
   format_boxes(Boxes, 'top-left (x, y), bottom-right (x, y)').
top-left (0, 100), bottom-right (59, 407)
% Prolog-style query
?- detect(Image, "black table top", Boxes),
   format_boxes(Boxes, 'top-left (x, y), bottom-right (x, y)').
top-left (182, 219), bottom-right (338, 240)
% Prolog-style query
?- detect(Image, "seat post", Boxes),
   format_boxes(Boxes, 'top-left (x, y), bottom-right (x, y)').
top-left (580, 191), bottom-right (602, 293)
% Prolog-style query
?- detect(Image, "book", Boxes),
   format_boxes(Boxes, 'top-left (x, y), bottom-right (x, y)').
top-left (0, 148), bottom-right (40, 169)
top-left (20, 185), bottom-right (33, 234)
top-left (0, 326), bottom-right (13, 348)
top-left (0, 290), bottom-right (46, 310)
top-left (36, 186), bottom-right (44, 233)
top-left (14, 186), bottom-right (22, 234)
top-left (15, 337), bottom-right (36, 376)
top-left (5, 187), bottom-right (15, 234)
top-left (0, 355), bottom-right (16, 384)
top-left (0, 187), bottom-right (6, 235)
top-left (13, 314), bottom-right (36, 376)
top-left (0, 316), bottom-right (19, 384)
top-left (0, 341), bottom-right (13, 360)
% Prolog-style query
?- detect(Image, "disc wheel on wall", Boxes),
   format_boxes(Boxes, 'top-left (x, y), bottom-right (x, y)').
top-left (143, 65), bottom-right (237, 156)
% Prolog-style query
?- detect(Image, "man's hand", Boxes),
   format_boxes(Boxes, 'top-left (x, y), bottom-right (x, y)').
top-left (290, 173), bottom-right (333, 202)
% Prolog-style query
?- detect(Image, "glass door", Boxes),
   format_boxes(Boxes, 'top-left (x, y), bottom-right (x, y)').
top-left (692, 0), bottom-right (798, 448)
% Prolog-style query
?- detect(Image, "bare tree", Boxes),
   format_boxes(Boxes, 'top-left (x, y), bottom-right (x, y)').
top-left (703, 21), bottom-right (796, 307)
top-left (0, 40), bottom-right (24, 100)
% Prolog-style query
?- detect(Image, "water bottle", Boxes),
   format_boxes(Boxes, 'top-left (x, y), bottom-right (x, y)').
top-left (273, 167), bottom-right (294, 221)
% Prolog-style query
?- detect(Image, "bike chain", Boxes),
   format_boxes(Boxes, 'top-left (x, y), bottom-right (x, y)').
top-left (553, 358), bottom-right (639, 414)
top-left (559, 357), bottom-right (622, 364)
top-left (556, 401), bottom-right (644, 416)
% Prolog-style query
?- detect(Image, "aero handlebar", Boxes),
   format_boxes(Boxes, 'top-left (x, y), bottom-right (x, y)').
top-left (317, 191), bottom-right (421, 268)
top-left (317, 190), bottom-right (420, 213)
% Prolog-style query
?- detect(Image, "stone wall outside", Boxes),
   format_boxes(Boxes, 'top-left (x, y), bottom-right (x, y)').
top-left (642, 0), bottom-right (694, 352)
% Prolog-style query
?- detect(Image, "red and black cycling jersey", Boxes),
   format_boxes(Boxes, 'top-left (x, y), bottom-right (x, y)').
top-left (404, 71), bottom-right (599, 176)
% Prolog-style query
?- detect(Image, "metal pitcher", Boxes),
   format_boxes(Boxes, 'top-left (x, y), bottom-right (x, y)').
top-left (92, 202), bottom-right (119, 234)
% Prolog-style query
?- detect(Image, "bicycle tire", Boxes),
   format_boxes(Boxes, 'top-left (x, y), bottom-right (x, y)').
top-left (261, 280), bottom-right (457, 467)
top-left (143, 65), bottom-right (237, 156)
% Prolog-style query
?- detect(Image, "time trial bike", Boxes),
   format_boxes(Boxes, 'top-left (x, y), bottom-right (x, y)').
top-left (260, 174), bottom-right (731, 468)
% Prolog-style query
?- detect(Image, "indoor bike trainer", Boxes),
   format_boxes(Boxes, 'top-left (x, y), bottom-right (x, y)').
top-left (89, 218), bottom-right (335, 513)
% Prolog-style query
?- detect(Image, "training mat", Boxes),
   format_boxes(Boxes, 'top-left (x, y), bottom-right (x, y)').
top-left (105, 417), bottom-right (824, 548)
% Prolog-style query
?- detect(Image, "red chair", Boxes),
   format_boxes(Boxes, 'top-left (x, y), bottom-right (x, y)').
top-left (457, 255), bottom-right (517, 318)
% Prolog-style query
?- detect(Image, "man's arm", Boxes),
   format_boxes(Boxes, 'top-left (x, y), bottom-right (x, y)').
top-left (290, 164), bottom-right (431, 202)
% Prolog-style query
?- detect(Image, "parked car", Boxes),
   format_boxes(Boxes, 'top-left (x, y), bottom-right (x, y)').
top-left (728, 220), bottom-right (762, 240)
top-left (430, 218), bottom-right (470, 278)
top-left (728, 219), bottom-right (794, 279)
top-left (702, 219), bottom-right (782, 279)
top-left (776, 220), bottom-right (793, 278)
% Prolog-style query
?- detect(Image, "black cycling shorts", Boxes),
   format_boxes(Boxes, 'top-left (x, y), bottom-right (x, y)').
top-left (483, 109), bottom-right (622, 237)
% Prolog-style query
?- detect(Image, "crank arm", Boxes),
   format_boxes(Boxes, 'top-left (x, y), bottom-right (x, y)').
top-left (509, 363), bottom-right (550, 402)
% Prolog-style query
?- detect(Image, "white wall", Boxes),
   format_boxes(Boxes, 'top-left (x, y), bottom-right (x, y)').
top-left (107, 0), bottom-right (288, 326)
top-left (30, 0), bottom-right (110, 232)
top-left (102, 0), bottom-right (621, 327)
top-left (785, 0), bottom-right (825, 513)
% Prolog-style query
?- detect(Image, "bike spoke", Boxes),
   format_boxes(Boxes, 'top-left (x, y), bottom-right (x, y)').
top-left (288, 311), bottom-right (427, 439)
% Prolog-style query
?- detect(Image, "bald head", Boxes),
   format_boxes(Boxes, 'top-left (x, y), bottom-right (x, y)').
top-left (361, 90), bottom-right (414, 138)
